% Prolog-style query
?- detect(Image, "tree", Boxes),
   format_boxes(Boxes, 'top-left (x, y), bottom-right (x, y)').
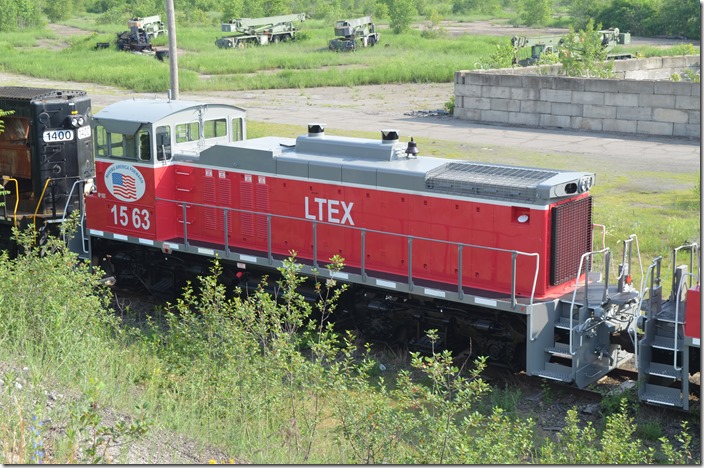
top-left (521, 0), bottom-right (552, 27)
top-left (567, 0), bottom-right (609, 30)
top-left (558, 19), bottom-right (613, 78)
top-left (657, 0), bottom-right (701, 39)
top-left (595, 0), bottom-right (659, 36)
top-left (44, 0), bottom-right (74, 22)
top-left (388, 0), bottom-right (416, 34)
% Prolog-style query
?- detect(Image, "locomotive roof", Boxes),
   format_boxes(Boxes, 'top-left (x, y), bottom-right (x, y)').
top-left (197, 130), bottom-right (595, 205)
top-left (0, 86), bottom-right (87, 102)
top-left (93, 99), bottom-right (246, 133)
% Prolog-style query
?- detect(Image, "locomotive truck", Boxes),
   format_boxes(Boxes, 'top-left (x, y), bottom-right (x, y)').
top-left (0, 87), bottom-right (699, 411)
top-left (215, 14), bottom-right (306, 48)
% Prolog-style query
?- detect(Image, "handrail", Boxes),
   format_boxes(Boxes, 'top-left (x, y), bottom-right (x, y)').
top-left (673, 272), bottom-right (697, 371)
top-left (1, 176), bottom-right (19, 227)
top-left (32, 178), bottom-right (54, 241)
top-left (672, 243), bottom-right (699, 296)
top-left (60, 179), bottom-right (90, 254)
top-left (157, 196), bottom-right (541, 309)
top-left (592, 223), bottom-right (606, 250)
top-left (631, 259), bottom-right (657, 371)
top-left (568, 247), bottom-right (611, 356)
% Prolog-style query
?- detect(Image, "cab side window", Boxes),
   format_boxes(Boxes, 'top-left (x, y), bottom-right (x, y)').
top-left (139, 130), bottom-right (151, 161)
top-left (203, 118), bottom-right (227, 139)
top-left (176, 121), bottom-right (199, 143)
top-left (232, 117), bottom-right (243, 142)
top-left (156, 126), bottom-right (171, 161)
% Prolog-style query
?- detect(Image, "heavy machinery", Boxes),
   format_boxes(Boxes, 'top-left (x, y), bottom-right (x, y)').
top-left (127, 15), bottom-right (167, 39)
top-left (95, 15), bottom-right (169, 61)
top-left (511, 27), bottom-right (631, 66)
top-left (215, 13), bottom-right (306, 49)
top-left (328, 16), bottom-right (379, 51)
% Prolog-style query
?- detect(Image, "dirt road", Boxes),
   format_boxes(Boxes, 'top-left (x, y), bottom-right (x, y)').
top-left (0, 71), bottom-right (698, 180)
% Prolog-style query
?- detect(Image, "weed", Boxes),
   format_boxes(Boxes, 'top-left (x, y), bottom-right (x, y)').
top-left (489, 384), bottom-right (522, 415)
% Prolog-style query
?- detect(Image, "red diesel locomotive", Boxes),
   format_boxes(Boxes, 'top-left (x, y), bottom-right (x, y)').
top-left (0, 90), bottom-right (697, 410)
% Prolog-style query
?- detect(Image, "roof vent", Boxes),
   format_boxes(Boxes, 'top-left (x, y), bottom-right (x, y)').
top-left (381, 129), bottom-right (399, 143)
top-left (308, 123), bottom-right (326, 137)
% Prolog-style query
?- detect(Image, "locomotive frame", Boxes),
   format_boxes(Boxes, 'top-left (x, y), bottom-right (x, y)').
top-left (0, 88), bottom-right (698, 411)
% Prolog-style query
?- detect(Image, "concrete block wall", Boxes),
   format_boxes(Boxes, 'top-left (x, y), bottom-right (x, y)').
top-left (454, 55), bottom-right (700, 139)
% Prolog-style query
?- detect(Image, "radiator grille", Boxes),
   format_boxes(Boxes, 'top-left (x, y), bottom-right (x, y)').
top-left (551, 196), bottom-right (593, 285)
top-left (426, 162), bottom-right (559, 202)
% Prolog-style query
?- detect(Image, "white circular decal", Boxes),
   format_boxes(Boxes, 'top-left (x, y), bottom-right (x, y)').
top-left (104, 164), bottom-right (146, 202)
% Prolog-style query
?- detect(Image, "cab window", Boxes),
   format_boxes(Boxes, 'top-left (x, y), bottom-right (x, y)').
top-left (139, 130), bottom-right (151, 161)
top-left (203, 118), bottom-right (227, 139)
top-left (232, 117), bottom-right (244, 142)
top-left (176, 121), bottom-right (199, 143)
top-left (156, 126), bottom-right (171, 161)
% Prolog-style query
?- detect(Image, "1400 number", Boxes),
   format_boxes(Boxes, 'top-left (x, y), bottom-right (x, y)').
top-left (110, 205), bottom-right (151, 230)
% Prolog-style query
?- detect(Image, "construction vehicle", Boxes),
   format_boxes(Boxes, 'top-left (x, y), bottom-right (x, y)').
top-left (215, 13), bottom-right (306, 49)
top-left (511, 27), bottom-right (631, 66)
top-left (127, 15), bottom-right (167, 39)
top-left (328, 16), bottom-right (379, 52)
top-left (95, 15), bottom-right (169, 61)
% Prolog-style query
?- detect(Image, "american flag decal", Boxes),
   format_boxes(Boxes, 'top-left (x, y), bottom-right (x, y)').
top-left (112, 173), bottom-right (137, 200)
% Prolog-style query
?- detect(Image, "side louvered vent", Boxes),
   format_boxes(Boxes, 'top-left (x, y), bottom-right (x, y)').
top-left (551, 196), bottom-right (593, 285)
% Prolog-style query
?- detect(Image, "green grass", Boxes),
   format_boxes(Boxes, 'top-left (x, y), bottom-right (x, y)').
top-left (3, 15), bottom-right (698, 93)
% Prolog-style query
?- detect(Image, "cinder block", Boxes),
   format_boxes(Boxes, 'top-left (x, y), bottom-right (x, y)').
top-left (653, 108), bottom-right (689, 124)
top-left (637, 121), bottom-right (674, 136)
top-left (508, 112), bottom-right (540, 126)
top-left (511, 87), bottom-right (540, 100)
top-left (572, 91), bottom-right (605, 105)
top-left (522, 75), bottom-right (549, 90)
top-left (491, 99), bottom-right (521, 112)
top-left (617, 80), bottom-right (655, 94)
top-left (654, 81), bottom-right (693, 96)
top-left (617, 106), bottom-right (652, 120)
top-left (462, 97), bottom-right (492, 110)
top-left (455, 83), bottom-right (483, 98)
top-left (673, 123), bottom-right (700, 138)
top-left (571, 117), bottom-right (603, 131)
top-left (675, 95), bottom-right (699, 110)
top-left (602, 119), bottom-right (637, 133)
top-left (639, 93), bottom-right (676, 108)
top-left (662, 56), bottom-right (687, 69)
top-left (520, 100), bottom-right (552, 114)
top-left (614, 59), bottom-right (656, 72)
top-left (641, 57), bottom-right (665, 70)
top-left (688, 110), bottom-right (700, 124)
top-left (584, 79), bottom-right (619, 93)
top-left (583, 104), bottom-right (617, 119)
top-left (496, 75), bottom-right (524, 87)
top-left (554, 77), bottom-right (585, 91)
top-left (454, 107), bottom-right (481, 120)
top-left (466, 73), bottom-right (493, 85)
top-left (541, 88), bottom-right (572, 103)
top-left (611, 93), bottom-right (639, 107)
top-left (539, 114), bottom-right (570, 128)
top-left (483, 86), bottom-right (512, 99)
top-left (482, 110), bottom-right (510, 124)
top-left (551, 102), bottom-right (583, 116)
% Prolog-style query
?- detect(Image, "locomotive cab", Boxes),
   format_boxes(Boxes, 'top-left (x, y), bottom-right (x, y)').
top-left (87, 99), bottom-right (247, 244)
